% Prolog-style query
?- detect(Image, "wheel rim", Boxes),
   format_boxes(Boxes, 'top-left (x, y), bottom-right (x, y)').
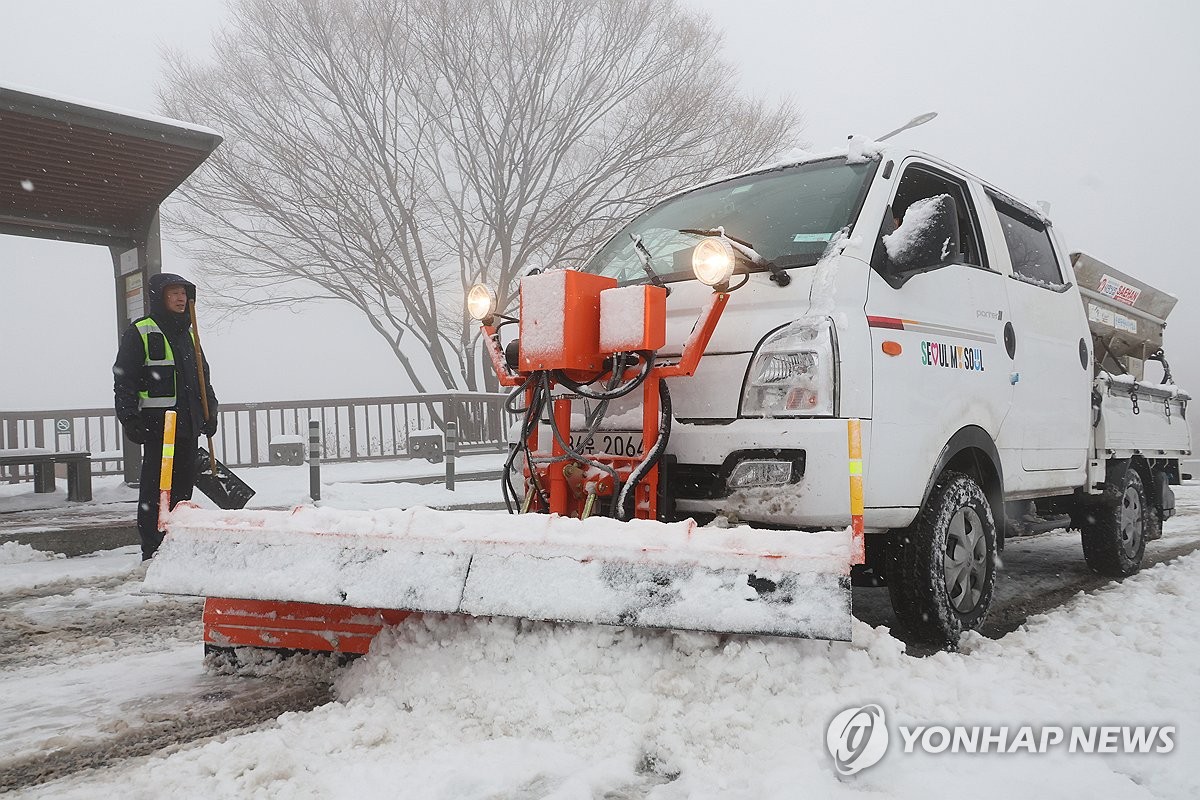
top-left (943, 507), bottom-right (987, 613)
top-left (1119, 482), bottom-right (1143, 558)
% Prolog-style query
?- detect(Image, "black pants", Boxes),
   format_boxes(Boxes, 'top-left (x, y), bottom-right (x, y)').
top-left (137, 411), bottom-right (198, 560)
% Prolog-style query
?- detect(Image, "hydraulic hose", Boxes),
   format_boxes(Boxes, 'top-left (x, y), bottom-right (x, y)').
top-left (552, 350), bottom-right (654, 401)
top-left (615, 379), bottom-right (672, 522)
top-left (539, 372), bottom-right (623, 512)
top-left (502, 374), bottom-right (549, 513)
top-left (502, 351), bottom-right (663, 518)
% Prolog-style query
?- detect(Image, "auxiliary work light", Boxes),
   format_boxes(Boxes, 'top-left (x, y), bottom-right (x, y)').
top-left (467, 283), bottom-right (497, 321)
top-left (692, 237), bottom-right (736, 287)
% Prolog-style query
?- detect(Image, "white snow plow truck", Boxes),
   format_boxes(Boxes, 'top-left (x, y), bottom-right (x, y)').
top-left (145, 145), bottom-right (1191, 651)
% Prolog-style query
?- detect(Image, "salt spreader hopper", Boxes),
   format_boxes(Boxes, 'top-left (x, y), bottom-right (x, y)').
top-left (145, 258), bottom-right (860, 654)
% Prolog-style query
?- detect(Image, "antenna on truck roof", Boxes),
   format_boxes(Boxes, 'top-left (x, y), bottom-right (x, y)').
top-left (876, 111), bottom-right (938, 142)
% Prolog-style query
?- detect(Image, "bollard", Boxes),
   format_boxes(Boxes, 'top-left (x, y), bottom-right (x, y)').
top-left (445, 421), bottom-right (457, 491)
top-left (309, 419), bottom-right (321, 502)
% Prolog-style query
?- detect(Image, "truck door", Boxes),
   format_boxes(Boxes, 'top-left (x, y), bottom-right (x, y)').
top-left (863, 162), bottom-right (1013, 511)
top-left (984, 192), bottom-right (1090, 474)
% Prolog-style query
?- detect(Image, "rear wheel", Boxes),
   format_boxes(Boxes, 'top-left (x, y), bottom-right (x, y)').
top-left (1079, 465), bottom-right (1147, 577)
top-left (887, 471), bottom-right (997, 647)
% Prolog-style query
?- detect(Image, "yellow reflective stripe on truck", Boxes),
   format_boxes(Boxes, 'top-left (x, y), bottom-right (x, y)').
top-left (847, 419), bottom-right (864, 565)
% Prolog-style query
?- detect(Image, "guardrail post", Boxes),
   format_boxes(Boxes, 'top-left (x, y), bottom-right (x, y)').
top-left (248, 406), bottom-right (260, 467)
top-left (309, 419), bottom-right (321, 502)
top-left (445, 421), bottom-right (457, 491)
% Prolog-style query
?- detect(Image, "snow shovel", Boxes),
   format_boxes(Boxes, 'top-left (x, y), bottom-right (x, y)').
top-left (189, 300), bottom-right (255, 510)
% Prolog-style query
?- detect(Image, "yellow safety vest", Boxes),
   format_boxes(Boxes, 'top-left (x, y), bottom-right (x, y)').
top-left (134, 319), bottom-right (195, 410)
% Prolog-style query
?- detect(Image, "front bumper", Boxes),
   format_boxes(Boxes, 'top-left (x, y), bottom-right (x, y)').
top-left (666, 417), bottom-right (860, 528)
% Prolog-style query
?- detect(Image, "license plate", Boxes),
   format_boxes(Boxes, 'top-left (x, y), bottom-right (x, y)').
top-left (569, 431), bottom-right (645, 458)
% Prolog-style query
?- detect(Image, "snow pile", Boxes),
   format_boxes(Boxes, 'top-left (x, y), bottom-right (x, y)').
top-left (0, 473), bottom-right (138, 513)
top-left (1100, 371), bottom-right (1191, 400)
top-left (0, 80), bottom-right (221, 136)
top-left (883, 194), bottom-right (948, 263)
top-left (151, 504), bottom-right (851, 573)
top-left (600, 284), bottom-right (655, 352)
top-left (144, 506), bottom-right (853, 638)
top-left (518, 269), bottom-right (568, 361)
top-left (845, 134), bottom-right (884, 164)
top-left (0, 541), bottom-right (62, 564)
top-left (0, 546), bottom-right (137, 594)
top-left (28, 551), bottom-right (1200, 799)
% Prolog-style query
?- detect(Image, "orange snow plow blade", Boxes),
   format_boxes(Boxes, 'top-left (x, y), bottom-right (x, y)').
top-left (203, 598), bottom-right (414, 654)
top-left (145, 503), bottom-right (854, 646)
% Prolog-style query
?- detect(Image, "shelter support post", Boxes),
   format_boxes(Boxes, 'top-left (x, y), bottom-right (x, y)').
top-left (110, 213), bottom-right (161, 484)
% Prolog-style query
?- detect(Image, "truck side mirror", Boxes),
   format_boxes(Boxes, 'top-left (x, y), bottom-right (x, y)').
top-left (883, 194), bottom-right (961, 275)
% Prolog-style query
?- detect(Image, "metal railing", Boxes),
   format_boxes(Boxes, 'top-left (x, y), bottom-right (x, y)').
top-left (1, 392), bottom-right (514, 481)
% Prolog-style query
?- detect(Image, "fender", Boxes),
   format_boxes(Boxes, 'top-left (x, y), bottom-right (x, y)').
top-left (920, 425), bottom-right (1005, 541)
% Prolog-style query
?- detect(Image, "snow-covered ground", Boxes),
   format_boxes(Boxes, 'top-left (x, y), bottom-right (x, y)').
top-left (3, 486), bottom-right (1199, 798)
top-left (0, 454), bottom-right (506, 517)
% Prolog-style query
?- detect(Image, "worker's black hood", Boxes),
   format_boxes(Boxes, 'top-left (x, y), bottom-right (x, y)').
top-left (147, 273), bottom-right (196, 332)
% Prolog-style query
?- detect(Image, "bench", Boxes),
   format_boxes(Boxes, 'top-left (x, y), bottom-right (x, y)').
top-left (0, 448), bottom-right (93, 502)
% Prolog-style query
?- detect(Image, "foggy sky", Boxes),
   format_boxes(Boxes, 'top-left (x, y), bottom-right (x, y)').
top-left (2, 0), bottom-right (1198, 453)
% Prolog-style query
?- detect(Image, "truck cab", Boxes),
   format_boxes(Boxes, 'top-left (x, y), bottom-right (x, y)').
top-left (576, 144), bottom-right (1190, 644)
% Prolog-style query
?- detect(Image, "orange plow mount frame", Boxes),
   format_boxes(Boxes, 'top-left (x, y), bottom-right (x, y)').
top-left (483, 287), bottom-right (730, 521)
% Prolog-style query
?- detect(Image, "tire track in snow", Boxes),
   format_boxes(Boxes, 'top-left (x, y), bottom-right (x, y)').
top-left (0, 592), bottom-right (203, 670)
top-left (0, 679), bottom-right (333, 793)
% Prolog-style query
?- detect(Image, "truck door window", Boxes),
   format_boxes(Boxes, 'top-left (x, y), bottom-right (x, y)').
top-left (872, 165), bottom-right (987, 274)
top-left (989, 194), bottom-right (1064, 287)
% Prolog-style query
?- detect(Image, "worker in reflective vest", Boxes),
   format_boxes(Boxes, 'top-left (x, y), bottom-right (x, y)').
top-left (113, 273), bottom-right (218, 561)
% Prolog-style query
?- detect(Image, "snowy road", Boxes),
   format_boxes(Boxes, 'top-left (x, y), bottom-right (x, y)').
top-left (2, 485), bottom-right (1198, 796)
top-left (0, 546), bottom-right (335, 790)
top-left (855, 490), bottom-right (1200, 649)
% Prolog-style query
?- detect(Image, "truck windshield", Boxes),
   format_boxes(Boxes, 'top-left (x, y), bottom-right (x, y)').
top-left (583, 158), bottom-right (876, 283)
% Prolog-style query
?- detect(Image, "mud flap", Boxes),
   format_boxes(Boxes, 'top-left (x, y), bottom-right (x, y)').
top-left (145, 506), bottom-right (853, 642)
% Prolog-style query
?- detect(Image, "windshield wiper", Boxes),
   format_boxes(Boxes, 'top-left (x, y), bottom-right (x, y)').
top-left (629, 233), bottom-right (670, 294)
top-left (678, 228), bottom-right (791, 287)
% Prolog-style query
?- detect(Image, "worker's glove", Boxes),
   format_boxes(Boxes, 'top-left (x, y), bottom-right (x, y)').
top-left (122, 418), bottom-right (148, 445)
top-left (202, 415), bottom-right (218, 438)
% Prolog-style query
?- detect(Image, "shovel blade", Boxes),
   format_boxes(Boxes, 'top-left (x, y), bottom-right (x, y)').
top-left (193, 448), bottom-right (256, 510)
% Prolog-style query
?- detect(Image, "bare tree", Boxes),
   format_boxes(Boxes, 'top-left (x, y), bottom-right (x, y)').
top-left (160, 0), bottom-right (803, 392)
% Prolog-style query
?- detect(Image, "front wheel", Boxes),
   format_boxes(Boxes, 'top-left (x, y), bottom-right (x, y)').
top-left (886, 471), bottom-right (997, 647)
top-left (1078, 464), bottom-right (1147, 577)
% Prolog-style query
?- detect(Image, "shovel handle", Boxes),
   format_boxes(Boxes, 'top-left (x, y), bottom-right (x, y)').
top-left (189, 300), bottom-right (218, 476)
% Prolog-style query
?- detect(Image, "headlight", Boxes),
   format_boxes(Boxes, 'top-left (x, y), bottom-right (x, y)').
top-left (692, 237), bottom-right (736, 286)
top-left (742, 318), bottom-right (837, 417)
top-left (467, 284), bottom-right (497, 321)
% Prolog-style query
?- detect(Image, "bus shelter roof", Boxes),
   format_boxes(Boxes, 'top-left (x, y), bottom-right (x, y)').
top-left (0, 83), bottom-right (221, 248)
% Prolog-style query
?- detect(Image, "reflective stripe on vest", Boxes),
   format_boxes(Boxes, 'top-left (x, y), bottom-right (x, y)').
top-left (135, 319), bottom-right (177, 409)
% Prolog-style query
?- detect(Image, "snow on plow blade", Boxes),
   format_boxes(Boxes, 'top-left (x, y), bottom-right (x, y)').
top-left (145, 504), bottom-right (854, 641)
